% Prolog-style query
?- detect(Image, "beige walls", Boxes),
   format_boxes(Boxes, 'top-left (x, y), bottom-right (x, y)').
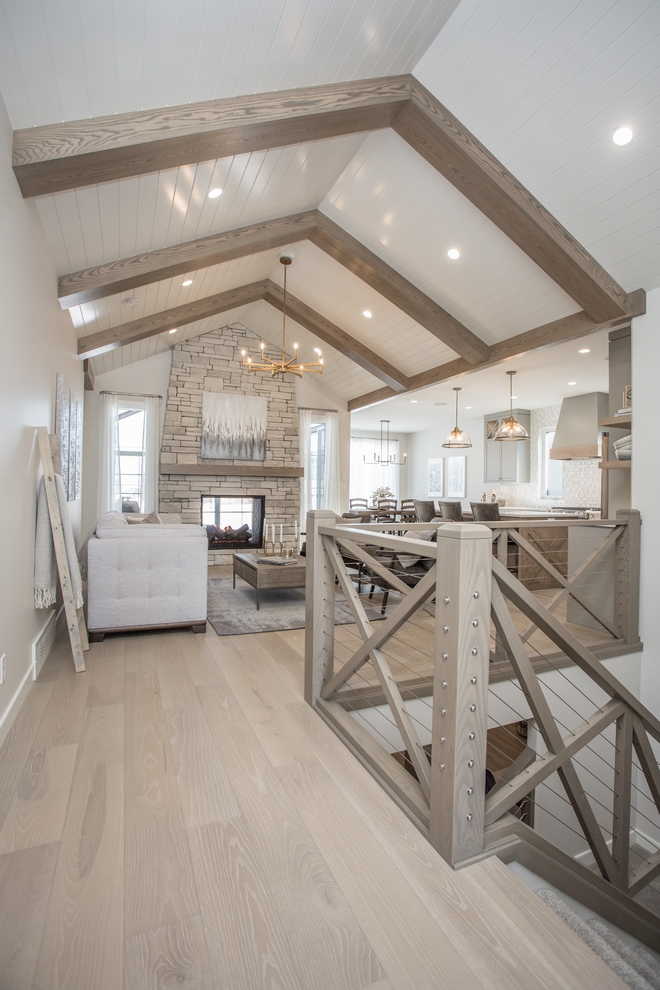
top-left (0, 92), bottom-right (82, 744)
top-left (81, 351), bottom-right (172, 537)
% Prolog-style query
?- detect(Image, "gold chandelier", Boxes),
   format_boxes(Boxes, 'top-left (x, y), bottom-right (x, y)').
top-left (241, 254), bottom-right (323, 378)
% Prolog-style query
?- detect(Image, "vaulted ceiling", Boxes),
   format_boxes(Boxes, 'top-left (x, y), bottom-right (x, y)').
top-left (1, 0), bottom-right (658, 409)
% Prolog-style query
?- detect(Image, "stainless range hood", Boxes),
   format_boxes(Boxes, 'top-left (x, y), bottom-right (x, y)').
top-left (550, 392), bottom-right (609, 460)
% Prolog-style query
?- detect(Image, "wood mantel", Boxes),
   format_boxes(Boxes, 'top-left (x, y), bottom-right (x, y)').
top-left (160, 462), bottom-right (304, 478)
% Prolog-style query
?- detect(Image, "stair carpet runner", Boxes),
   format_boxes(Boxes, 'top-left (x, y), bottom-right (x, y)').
top-left (535, 889), bottom-right (660, 990)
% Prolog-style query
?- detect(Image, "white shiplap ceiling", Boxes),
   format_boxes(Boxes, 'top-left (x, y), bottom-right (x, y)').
top-left (1, 0), bottom-right (658, 401)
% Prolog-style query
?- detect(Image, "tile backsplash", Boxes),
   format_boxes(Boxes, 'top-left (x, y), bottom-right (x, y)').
top-left (497, 405), bottom-right (601, 509)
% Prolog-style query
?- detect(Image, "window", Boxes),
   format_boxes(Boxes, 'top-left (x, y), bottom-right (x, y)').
top-left (309, 420), bottom-right (326, 511)
top-left (349, 436), bottom-right (400, 503)
top-left (98, 392), bottom-right (161, 517)
top-left (117, 406), bottom-right (147, 509)
top-left (540, 428), bottom-right (563, 499)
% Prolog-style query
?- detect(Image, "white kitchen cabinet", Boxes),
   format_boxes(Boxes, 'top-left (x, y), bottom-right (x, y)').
top-left (483, 410), bottom-right (531, 483)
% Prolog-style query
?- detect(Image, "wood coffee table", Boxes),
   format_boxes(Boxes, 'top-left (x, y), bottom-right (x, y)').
top-left (232, 552), bottom-right (306, 610)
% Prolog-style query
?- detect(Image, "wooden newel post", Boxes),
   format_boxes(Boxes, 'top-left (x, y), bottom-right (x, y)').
top-left (429, 523), bottom-right (492, 867)
top-left (304, 510), bottom-right (337, 706)
top-left (615, 509), bottom-right (641, 646)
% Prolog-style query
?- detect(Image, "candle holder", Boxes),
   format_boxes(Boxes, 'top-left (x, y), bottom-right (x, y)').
top-left (262, 541), bottom-right (284, 557)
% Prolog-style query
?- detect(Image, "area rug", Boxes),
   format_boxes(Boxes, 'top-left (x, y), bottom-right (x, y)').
top-left (207, 577), bottom-right (396, 636)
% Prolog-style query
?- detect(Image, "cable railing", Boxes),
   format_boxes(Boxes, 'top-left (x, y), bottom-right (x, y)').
top-left (304, 508), bottom-right (660, 951)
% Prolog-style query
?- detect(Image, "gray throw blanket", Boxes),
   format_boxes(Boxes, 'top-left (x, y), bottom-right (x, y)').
top-left (34, 474), bottom-right (84, 609)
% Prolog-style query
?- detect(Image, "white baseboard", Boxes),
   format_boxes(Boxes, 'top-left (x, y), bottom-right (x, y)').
top-left (0, 663), bottom-right (34, 750)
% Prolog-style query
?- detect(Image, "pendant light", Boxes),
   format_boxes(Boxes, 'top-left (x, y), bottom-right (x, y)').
top-left (364, 420), bottom-right (407, 465)
top-left (241, 253), bottom-right (323, 378)
top-left (494, 371), bottom-right (529, 441)
top-left (442, 387), bottom-right (472, 448)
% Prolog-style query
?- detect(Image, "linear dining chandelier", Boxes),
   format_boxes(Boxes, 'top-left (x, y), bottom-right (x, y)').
top-left (241, 253), bottom-right (323, 378)
top-left (364, 420), bottom-right (407, 465)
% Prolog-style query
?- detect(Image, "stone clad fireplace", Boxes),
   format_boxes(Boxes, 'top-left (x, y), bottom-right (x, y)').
top-left (159, 324), bottom-right (301, 564)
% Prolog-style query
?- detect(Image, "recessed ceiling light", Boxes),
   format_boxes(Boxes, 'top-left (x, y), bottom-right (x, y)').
top-left (579, 348), bottom-right (591, 353)
top-left (613, 126), bottom-right (633, 146)
top-left (568, 381), bottom-right (577, 385)
top-left (363, 310), bottom-right (372, 318)
top-left (511, 396), bottom-right (517, 400)
top-left (447, 248), bottom-right (460, 260)
top-left (182, 279), bottom-right (193, 286)
top-left (411, 400), bottom-right (418, 404)
top-left (208, 187), bottom-right (222, 198)
top-left (169, 328), bottom-right (177, 334)
top-left (465, 406), bottom-right (472, 410)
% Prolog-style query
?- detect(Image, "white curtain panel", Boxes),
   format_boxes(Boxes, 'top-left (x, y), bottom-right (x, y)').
top-left (349, 436), bottom-right (400, 503)
top-left (299, 407), bottom-right (313, 532)
top-left (322, 410), bottom-right (340, 514)
top-left (97, 392), bottom-right (121, 517)
top-left (142, 395), bottom-right (162, 513)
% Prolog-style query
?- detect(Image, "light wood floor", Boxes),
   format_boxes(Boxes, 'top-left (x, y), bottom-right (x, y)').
top-left (0, 618), bottom-right (627, 989)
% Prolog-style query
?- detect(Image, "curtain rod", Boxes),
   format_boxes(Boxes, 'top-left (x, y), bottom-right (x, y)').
top-left (298, 406), bottom-right (339, 413)
top-left (100, 390), bottom-right (162, 399)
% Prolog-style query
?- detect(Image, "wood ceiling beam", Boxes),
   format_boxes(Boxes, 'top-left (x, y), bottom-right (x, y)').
top-left (13, 77), bottom-right (411, 198)
top-left (392, 79), bottom-right (639, 324)
top-left (58, 212), bottom-right (319, 309)
top-left (77, 280), bottom-right (269, 358)
top-left (263, 282), bottom-right (409, 392)
top-left (310, 212), bottom-right (489, 364)
top-left (76, 276), bottom-right (409, 391)
top-left (347, 297), bottom-right (644, 411)
top-left (59, 207), bottom-right (489, 366)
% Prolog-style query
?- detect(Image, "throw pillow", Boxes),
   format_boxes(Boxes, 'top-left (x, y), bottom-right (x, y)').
top-left (397, 529), bottom-right (435, 568)
top-left (126, 511), bottom-right (162, 524)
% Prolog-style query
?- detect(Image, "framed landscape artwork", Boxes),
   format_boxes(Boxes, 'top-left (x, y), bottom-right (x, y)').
top-left (428, 458), bottom-right (444, 498)
top-left (446, 455), bottom-right (467, 499)
top-left (202, 391), bottom-right (268, 460)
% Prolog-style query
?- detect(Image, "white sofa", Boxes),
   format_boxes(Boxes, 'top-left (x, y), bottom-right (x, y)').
top-left (86, 512), bottom-right (208, 641)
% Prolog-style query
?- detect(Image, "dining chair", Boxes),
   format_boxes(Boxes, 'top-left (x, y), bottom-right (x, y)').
top-left (412, 499), bottom-right (436, 523)
top-left (470, 501), bottom-right (501, 521)
top-left (349, 498), bottom-right (369, 510)
top-left (438, 501), bottom-right (464, 521)
top-left (399, 499), bottom-right (417, 523)
top-left (376, 498), bottom-right (398, 522)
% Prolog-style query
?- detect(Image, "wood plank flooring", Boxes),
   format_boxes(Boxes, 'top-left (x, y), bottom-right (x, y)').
top-left (0, 618), bottom-right (628, 990)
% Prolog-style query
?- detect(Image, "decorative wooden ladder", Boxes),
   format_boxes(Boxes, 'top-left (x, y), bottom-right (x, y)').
top-left (37, 426), bottom-right (88, 673)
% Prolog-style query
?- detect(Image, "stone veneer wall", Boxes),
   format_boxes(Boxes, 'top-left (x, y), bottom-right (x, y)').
top-left (159, 325), bottom-right (300, 564)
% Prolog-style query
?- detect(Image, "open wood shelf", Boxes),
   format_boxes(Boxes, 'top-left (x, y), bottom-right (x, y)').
top-left (598, 460), bottom-right (631, 470)
top-left (599, 415), bottom-right (631, 429)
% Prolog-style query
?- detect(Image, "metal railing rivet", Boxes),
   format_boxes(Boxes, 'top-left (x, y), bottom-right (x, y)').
top-left (471, 648), bottom-right (478, 655)
top-left (469, 704), bottom-right (476, 712)
top-left (468, 760), bottom-right (475, 768)
top-left (442, 680), bottom-right (448, 688)
top-left (467, 787), bottom-right (474, 795)
top-left (471, 676), bottom-right (477, 684)
top-left (472, 619), bottom-right (479, 627)
top-left (467, 814), bottom-right (473, 821)
top-left (443, 625), bottom-right (449, 633)
top-left (440, 736), bottom-right (446, 743)
top-left (473, 591), bottom-right (479, 598)
top-left (441, 708), bottom-right (447, 716)
top-left (444, 596), bottom-right (450, 604)
top-left (440, 763), bottom-right (445, 771)
top-left (469, 732), bottom-right (475, 740)
top-left (442, 652), bottom-right (448, 660)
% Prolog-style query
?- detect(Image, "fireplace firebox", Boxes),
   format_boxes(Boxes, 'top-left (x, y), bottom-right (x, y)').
top-left (201, 495), bottom-right (265, 550)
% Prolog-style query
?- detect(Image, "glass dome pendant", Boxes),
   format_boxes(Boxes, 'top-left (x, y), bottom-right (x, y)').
top-left (442, 387), bottom-right (472, 448)
top-left (494, 370), bottom-right (529, 441)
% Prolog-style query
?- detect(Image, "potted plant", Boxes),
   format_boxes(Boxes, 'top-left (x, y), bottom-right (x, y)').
top-left (371, 485), bottom-right (394, 505)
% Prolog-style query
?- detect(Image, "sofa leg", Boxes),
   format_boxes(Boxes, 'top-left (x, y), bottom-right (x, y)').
top-left (191, 622), bottom-right (207, 635)
top-left (89, 631), bottom-right (105, 643)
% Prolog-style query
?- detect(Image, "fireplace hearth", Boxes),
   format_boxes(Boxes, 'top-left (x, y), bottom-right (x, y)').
top-left (201, 495), bottom-right (265, 551)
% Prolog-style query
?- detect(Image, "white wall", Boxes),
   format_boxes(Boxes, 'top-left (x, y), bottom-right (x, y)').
top-left (0, 92), bottom-right (83, 744)
top-left (350, 428), bottom-right (410, 503)
top-left (406, 413), bottom-right (484, 509)
top-left (81, 351), bottom-right (172, 536)
top-left (296, 374), bottom-right (350, 513)
top-left (632, 288), bottom-right (660, 732)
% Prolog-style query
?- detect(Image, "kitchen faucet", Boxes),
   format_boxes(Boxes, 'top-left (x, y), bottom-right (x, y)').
top-left (481, 490), bottom-right (498, 502)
